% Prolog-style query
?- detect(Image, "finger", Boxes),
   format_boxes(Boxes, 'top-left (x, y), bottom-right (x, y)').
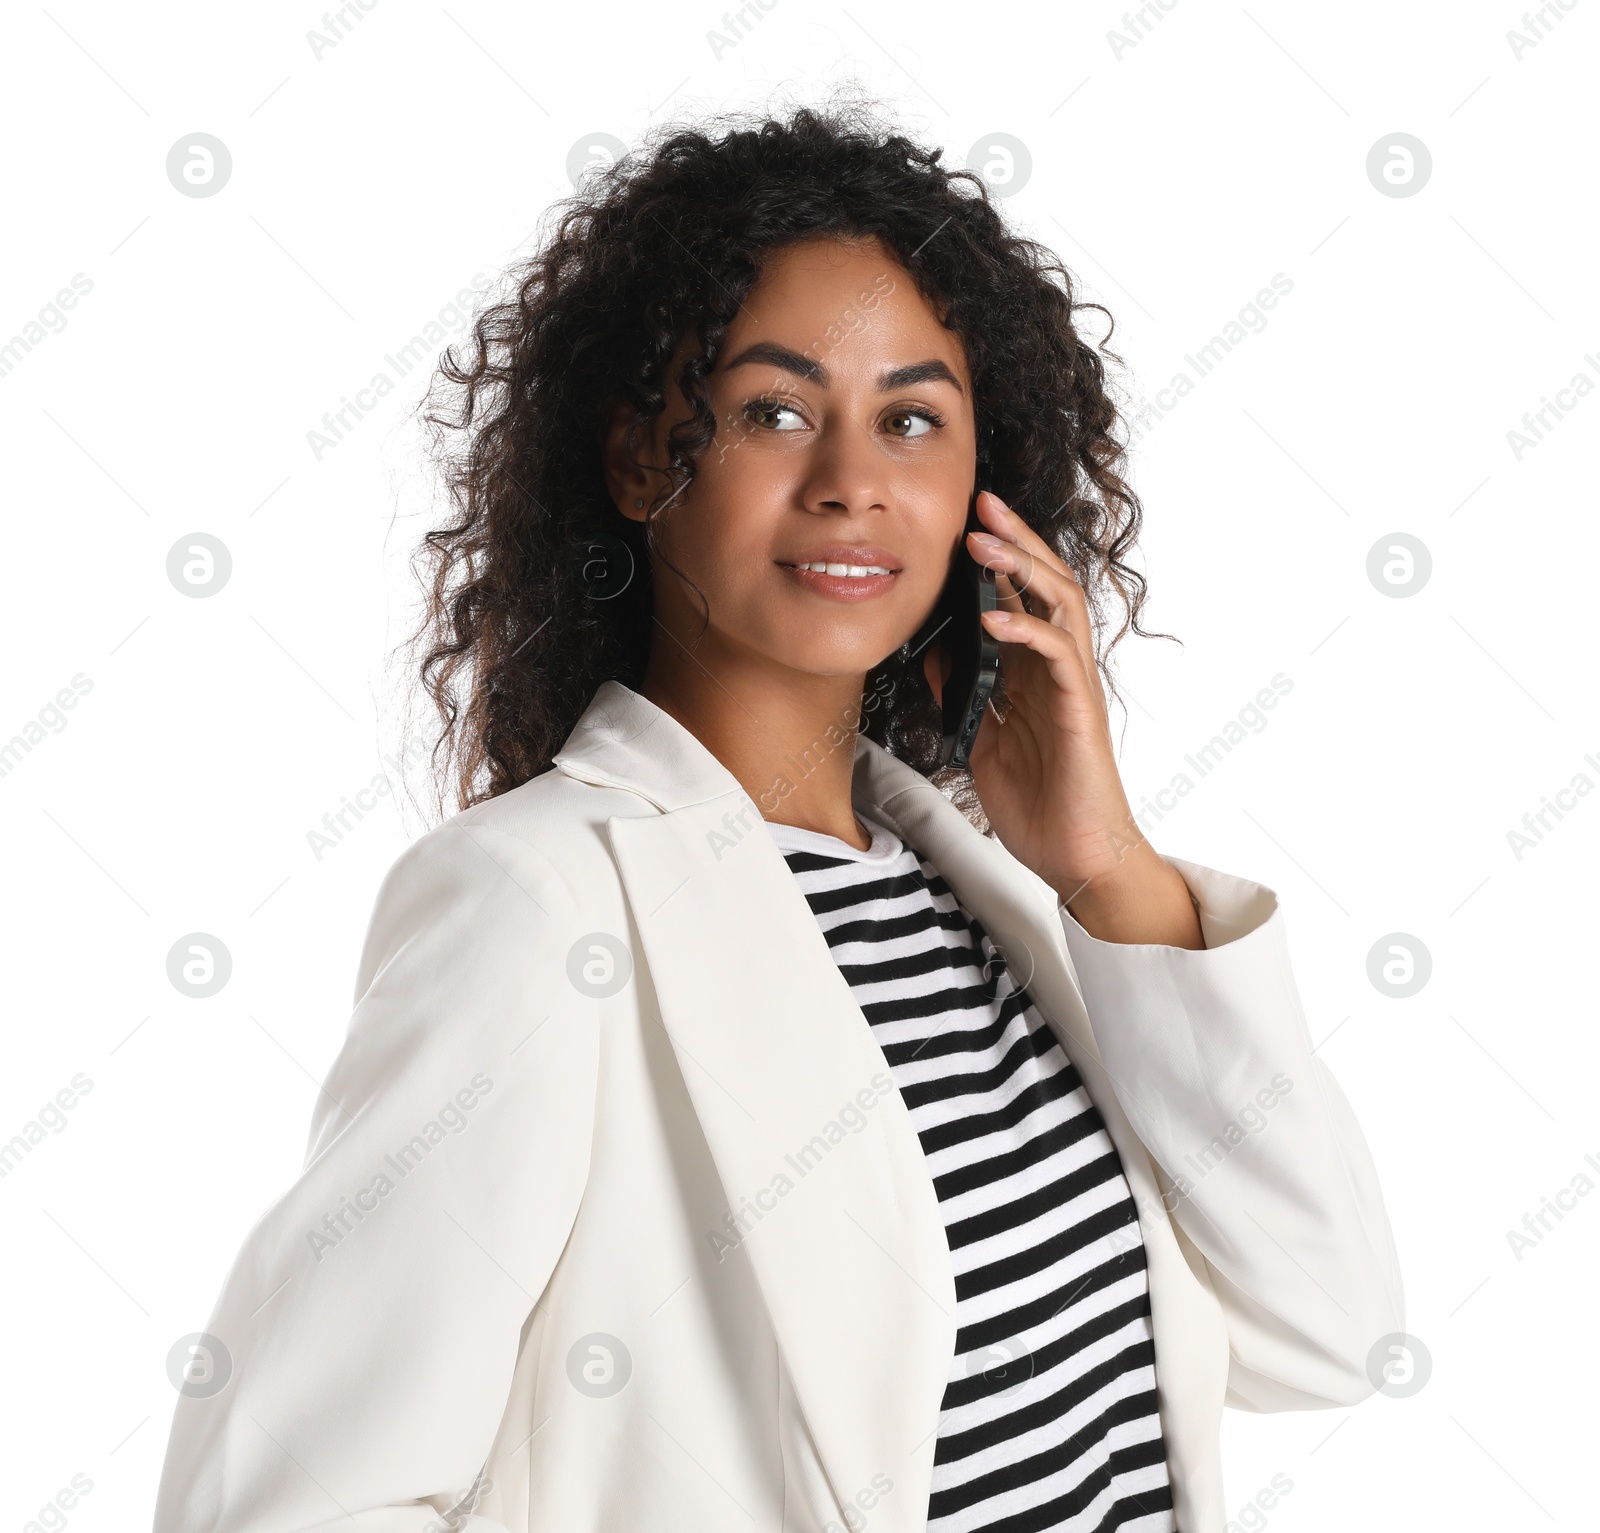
top-left (967, 526), bottom-right (1035, 621)
top-left (988, 563), bottom-right (1028, 616)
top-left (972, 542), bottom-right (1100, 718)
top-left (972, 493), bottom-right (1088, 629)
top-left (972, 491), bottom-right (1106, 712)
top-left (968, 527), bottom-right (1079, 623)
top-left (973, 490), bottom-right (1074, 584)
top-left (980, 605), bottom-right (1101, 712)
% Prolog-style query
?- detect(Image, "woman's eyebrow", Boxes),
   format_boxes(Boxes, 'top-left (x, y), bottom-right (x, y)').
top-left (722, 341), bottom-right (825, 382)
top-left (878, 359), bottom-right (964, 395)
top-left (721, 341), bottom-right (964, 395)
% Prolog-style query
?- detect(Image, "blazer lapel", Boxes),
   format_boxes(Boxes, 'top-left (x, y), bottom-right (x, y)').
top-left (556, 685), bottom-right (957, 1532)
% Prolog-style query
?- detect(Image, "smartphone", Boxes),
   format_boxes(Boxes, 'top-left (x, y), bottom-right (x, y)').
top-left (917, 496), bottom-right (1003, 770)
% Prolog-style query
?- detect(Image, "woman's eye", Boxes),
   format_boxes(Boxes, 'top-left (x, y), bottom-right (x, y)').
top-left (883, 409), bottom-right (941, 438)
top-left (743, 398), bottom-right (806, 431)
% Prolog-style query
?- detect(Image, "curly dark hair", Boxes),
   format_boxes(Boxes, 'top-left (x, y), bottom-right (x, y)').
top-left (406, 95), bottom-right (1164, 817)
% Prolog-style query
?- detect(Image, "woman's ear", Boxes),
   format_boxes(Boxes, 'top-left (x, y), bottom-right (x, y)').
top-left (601, 397), bottom-right (657, 524)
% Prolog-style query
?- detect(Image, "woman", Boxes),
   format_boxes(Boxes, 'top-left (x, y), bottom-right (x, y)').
top-left (154, 103), bottom-right (1403, 1533)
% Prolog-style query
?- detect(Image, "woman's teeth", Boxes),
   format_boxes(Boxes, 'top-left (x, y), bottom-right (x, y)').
top-left (794, 562), bottom-right (893, 577)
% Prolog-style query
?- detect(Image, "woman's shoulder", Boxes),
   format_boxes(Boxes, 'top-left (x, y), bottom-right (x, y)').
top-left (394, 761), bottom-right (650, 888)
top-left (352, 765), bottom-right (652, 1000)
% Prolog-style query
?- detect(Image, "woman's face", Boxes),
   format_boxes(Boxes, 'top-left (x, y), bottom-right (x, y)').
top-left (610, 235), bottom-right (977, 684)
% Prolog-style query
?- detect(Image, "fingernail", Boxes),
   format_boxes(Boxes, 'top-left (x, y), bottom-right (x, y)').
top-left (983, 609), bottom-right (1013, 624)
top-left (970, 531), bottom-right (1004, 547)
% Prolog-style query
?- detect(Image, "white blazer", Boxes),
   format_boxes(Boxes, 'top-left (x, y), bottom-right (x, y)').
top-left (153, 679), bottom-right (1403, 1533)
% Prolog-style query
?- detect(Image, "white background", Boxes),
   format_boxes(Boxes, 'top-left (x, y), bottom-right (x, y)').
top-left (2, 1), bottom-right (1596, 1528)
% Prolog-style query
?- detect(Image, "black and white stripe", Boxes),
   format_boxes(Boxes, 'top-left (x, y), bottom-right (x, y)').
top-left (766, 813), bottom-right (1174, 1533)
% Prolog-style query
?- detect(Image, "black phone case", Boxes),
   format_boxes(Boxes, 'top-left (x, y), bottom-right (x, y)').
top-left (913, 496), bottom-right (1003, 770)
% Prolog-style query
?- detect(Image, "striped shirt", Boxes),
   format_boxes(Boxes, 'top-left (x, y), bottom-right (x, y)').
top-left (765, 810), bottom-right (1175, 1533)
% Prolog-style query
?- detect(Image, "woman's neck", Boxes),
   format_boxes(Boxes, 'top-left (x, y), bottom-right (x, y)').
top-left (640, 648), bottom-right (872, 850)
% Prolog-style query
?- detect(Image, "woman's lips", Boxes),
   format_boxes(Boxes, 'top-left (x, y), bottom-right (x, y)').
top-left (776, 546), bottom-right (903, 602)
top-left (777, 562), bottom-right (900, 601)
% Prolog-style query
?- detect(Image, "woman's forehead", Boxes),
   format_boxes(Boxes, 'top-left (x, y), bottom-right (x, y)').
top-left (725, 237), bottom-right (968, 381)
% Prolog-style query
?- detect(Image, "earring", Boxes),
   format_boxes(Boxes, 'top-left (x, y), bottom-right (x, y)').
top-left (634, 498), bottom-right (644, 509)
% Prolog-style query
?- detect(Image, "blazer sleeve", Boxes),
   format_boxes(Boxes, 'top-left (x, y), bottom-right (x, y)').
top-left (152, 816), bottom-right (599, 1532)
top-left (1057, 855), bottom-right (1405, 1412)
